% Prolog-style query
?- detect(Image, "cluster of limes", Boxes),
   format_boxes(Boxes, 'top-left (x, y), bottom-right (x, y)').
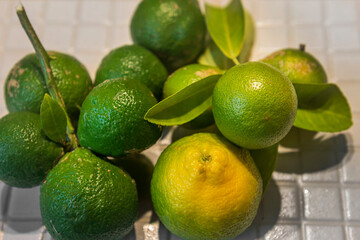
top-left (0, 1), bottom-right (329, 240)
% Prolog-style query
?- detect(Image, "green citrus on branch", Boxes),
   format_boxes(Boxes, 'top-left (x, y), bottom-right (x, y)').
top-left (95, 45), bottom-right (168, 99)
top-left (77, 78), bottom-right (162, 157)
top-left (151, 133), bottom-right (262, 240)
top-left (40, 148), bottom-right (138, 240)
top-left (4, 52), bottom-right (93, 119)
top-left (0, 112), bottom-right (64, 188)
top-left (130, 0), bottom-right (206, 72)
top-left (163, 64), bottom-right (222, 129)
top-left (212, 62), bottom-right (298, 149)
top-left (261, 46), bottom-right (327, 84)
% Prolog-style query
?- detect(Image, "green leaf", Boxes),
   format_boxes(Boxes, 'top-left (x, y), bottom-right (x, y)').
top-left (40, 94), bottom-right (67, 144)
top-left (293, 83), bottom-right (352, 132)
top-left (198, 40), bottom-right (235, 70)
top-left (145, 74), bottom-right (222, 126)
top-left (250, 143), bottom-right (279, 193)
top-left (205, 0), bottom-right (245, 60)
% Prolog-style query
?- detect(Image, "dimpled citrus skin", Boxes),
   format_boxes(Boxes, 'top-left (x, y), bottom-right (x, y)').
top-left (212, 62), bottom-right (298, 149)
top-left (151, 133), bottom-right (262, 240)
top-left (0, 112), bottom-right (64, 188)
top-left (77, 78), bottom-right (162, 157)
top-left (130, 0), bottom-right (206, 72)
top-left (163, 64), bottom-right (222, 129)
top-left (5, 52), bottom-right (93, 118)
top-left (40, 148), bottom-right (138, 240)
top-left (95, 45), bottom-right (168, 99)
top-left (262, 48), bottom-right (327, 84)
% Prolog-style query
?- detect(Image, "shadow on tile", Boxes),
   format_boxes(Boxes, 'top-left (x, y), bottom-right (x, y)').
top-left (278, 127), bottom-right (352, 174)
top-left (256, 179), bottom-right (281, 239)
top-left (1, 184), bottom-right (12, 220)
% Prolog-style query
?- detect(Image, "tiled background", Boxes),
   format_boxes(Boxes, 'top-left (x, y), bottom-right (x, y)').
top-left (0, 0), bottom-right (359, 239)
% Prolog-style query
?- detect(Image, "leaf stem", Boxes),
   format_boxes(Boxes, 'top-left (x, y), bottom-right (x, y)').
top-left (16, 4), bottom-right (79, 150)
top-left (232, 57), bottom-right (240, 65)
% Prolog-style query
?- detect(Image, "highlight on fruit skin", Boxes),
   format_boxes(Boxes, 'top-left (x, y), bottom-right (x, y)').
top-left (40, 148), bottom-right (138, 240)
top-left (0, 111), bottom-right (64, 188)
top-left (261, 45), bottom-right (327, 84)
top-left (151, 132), bottom-right (263, 240)
top-left (212, 62), bottom-right (298, 149)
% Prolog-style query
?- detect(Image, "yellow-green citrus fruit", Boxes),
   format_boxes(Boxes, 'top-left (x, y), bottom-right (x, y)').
top-left (163, 64), bottom-right (222, 129)
top-left (151, 133), bottom-right (262, 240)
top-left (262, 48), bottom-right (327, 84)
top-left (77, 78), bottom-right (162, 157)
top-left (212, 62), bottom-right (298, 149)
top-left (40, 148), bottom-right (138, 240)
top-left (130, 0), bottom-right (206, 72)
top-left (0, 112), bottom-right (64, 188)
top-left (4, 52), bottom-right (93, 118)
top-left (95, 45), bottom-right (168, 99)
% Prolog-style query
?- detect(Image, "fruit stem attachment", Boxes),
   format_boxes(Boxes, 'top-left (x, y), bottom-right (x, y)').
top-left (299, 44), bottom-right (306, 52)
top-left (232, 57), bottom-right (240, 65)
top-left (16, 4), bottom-right (79, 150)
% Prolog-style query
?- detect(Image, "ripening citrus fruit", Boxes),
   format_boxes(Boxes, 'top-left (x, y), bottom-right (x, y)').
top-left (0, 112), bottom-right (64, 188)
top-left (212, 62), bottom-right (298, 149)
top-left (77, 78), bottom-right (162, 157)
top-left (4, 52), bottom-right (93, 119)
top-left (163, 64), bottom-right (222, 129)
top-left (95, 45), bottom-right (168, 99)
top-left (261, 47), bottom-right (327, 84)
top-left (40, 148), bottom-right (138, 240)
top-left (151, 133), bottom-right (262, 240)
top-left (130, 0), bottom-right (206, 72)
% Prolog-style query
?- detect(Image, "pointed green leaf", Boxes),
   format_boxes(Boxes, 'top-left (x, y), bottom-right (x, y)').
top-left (40, 94), bottom-right (67, 144)
top-left (205, 0), bottom-right (245, 59)
top-left (250, 143), bottom-right (279, 193)
top-left (145, 74), bottom-right (222, 126)
top-left (293, 83), bottom-right (352, 132)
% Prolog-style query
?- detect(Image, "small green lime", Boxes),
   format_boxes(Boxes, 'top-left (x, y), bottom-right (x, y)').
top-left (130, 0), bottom-right (206, 72)
top-left (4, 52), bottom-right (93, 119)
top-left (77, 78), bottom-right (162, 157)
top-left (212, 62), bottom-right (298, 149)
top-left (40, 148), bottom-right (138, 240)
top-left (0, 112), bottom-right (64, 188)
top-left (262, 47), bottom-right (327, 84)
top-left (95, 45), bottom-right (168, 99)
top-left (163, 64), bottom-right (222, 129)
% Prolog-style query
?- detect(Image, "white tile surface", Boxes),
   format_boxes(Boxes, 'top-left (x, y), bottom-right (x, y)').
top-left (305, 225), bottom-right (345, 240)
top-left (0, 0), bottom-right (359, 239)
top-left (344, 188), bottom-right (360, 221)
top-left (303, 186), bottom-right (343, 220)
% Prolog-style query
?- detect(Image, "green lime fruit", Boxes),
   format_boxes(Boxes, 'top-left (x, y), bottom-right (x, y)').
top-left (5, 52), bottom-right (93, 118)
top-left (212, 62), bottom-right (298, 149)
top-left (261, 47), bottom-right (327, 84)
top-left (40, 148), bottom-right (138, 240)
top-left (130, 0), bottom-right (206, 72)
top-left (95, 45), bottom-right (168, 99)
top-left (113, 154), bottom-right (154, 200)
top-left (0, 112), bottom-right (64, 188)
top-left (77, 78), bottom-right (162, 157)
top-left (151, 133), bottom-right (262, 240)
top-left (163, 64), bottom-right (222, 129)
